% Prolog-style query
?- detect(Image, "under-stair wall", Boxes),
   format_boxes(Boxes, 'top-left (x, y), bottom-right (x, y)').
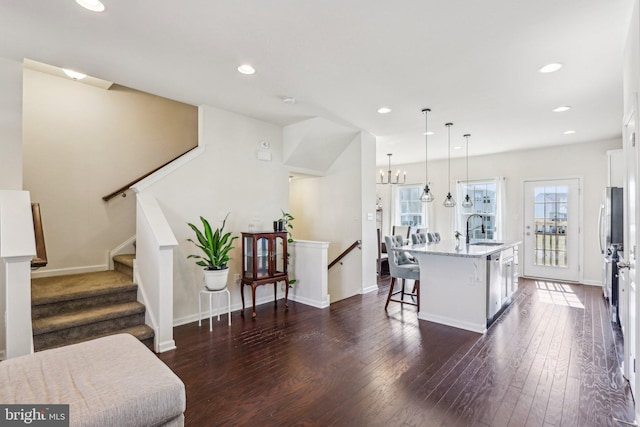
top-left (134, 193), bottom-right (177, 353)
top-left (0, 190), bottom-right (36, 359)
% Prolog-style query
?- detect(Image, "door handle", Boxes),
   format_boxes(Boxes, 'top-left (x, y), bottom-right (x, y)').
top-left (618, 261), bottom-right (631, 270)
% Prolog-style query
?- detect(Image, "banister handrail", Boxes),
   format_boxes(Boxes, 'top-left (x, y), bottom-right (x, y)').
top-left (102, 146), bottom-right (199, 201)
top-left (31, 203), bottom-right (48, 268)
top-left (328, 240), bottom-right (361, 270)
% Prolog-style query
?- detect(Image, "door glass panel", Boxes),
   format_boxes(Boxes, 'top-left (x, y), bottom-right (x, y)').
top-left (533, 185), bottom-right (569, 268)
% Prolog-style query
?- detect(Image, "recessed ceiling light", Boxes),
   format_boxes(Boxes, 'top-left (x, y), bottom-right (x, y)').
top-left (237, 64), bottom-right (256, 75)
top-left (563, 130), bottom-right (576, 135)
top-left (377, 107), bottom-right (392, 114)
top-left (539, 63), bottom-right (563, 73)
top-left (281, 96), bottom-right (296, 104)
top-left (553, 106), bottom-right (571, 112)
top-left (75, 0), bottom-right (105, 12)
top-left (453, 146), bottom-right (462, 150)
top-left (423, 131), bottom-right (435, 136)
top-left (62, 68), bottom-right (87, 80)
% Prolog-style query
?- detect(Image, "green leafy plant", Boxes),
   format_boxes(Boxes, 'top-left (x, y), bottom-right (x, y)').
top-left (281, 210), bottom-right (295, 243)
top-left (187, 213), bottom-right (238, 270)
top-left (281, 210), bottom-right (297, 285)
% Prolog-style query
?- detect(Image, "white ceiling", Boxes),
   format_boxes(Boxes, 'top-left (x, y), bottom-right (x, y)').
top-left (0, 0), bottom-right (633, 166)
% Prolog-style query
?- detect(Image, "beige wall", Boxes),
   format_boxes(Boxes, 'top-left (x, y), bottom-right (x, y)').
top-left (0, 58), bottom-right (23, 190)
top-left (377, 138), bottom-right (621, 285)
top-left (22, 68), bottom-right (197, 273)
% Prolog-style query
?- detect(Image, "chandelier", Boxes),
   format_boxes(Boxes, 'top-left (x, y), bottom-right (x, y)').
top-left (379, 153), bottom-right (406, 184)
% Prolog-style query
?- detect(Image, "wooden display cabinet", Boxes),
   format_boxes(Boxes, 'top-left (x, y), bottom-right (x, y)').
top-left (241, 231), bottom-right (289, 318)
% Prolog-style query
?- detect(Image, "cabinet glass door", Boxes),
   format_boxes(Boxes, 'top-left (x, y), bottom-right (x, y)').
top-left (274, 235), bottom-right (286, 274)
top-left (243, 236), bottom-right (253, 278)
top-left (256, 236), bottom-right (270, 278)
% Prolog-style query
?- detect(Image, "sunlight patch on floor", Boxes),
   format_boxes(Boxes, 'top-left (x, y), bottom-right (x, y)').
top-left (535, 281), bottom-right (585, 309)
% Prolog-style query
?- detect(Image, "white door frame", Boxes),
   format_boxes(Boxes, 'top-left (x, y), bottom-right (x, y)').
top-left (621, 94), bottom-right (639, 407)
top-left (521, 176), bottom-right (584, 283)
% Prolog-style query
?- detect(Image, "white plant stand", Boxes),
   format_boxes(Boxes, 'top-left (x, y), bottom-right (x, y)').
top-left (198, 287), bottom-right (231, 331)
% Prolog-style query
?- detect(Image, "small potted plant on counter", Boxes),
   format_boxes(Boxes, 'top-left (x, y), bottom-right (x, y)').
top-left (187, 213), bottom-right (238, 290)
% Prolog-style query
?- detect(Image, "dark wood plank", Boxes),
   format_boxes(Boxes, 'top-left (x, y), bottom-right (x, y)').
top-left (156, 277), bottom-right (635, 426)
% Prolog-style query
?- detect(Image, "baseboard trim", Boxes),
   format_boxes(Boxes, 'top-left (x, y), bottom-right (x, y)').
top-left (289, 294), bottom-right (330, 309)
top-left (173, 295), bottom-right (286, 327)
top-left (156, 340), bottom-right (176, 353)
top-left (418, 312), bottom-right (486, 334)
top-left (361, 284), bottom-right (378, 294)
top-left (581, 280), bottom-right (603, 287)
top-left (31, 264), bottom-right (108, 278)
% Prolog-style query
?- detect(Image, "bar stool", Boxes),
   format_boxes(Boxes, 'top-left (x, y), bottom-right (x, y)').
top-left (384, 235), bottom-right (420, 311)
top-left (198, 287), bottom-right (231, 331)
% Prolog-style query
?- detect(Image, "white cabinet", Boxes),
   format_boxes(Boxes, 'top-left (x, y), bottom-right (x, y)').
top-left (607, 149), bottom-right (625, 188)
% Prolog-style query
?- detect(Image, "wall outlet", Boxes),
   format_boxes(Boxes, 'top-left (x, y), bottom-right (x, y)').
top-left (234, 273), bottom-right (240, 284)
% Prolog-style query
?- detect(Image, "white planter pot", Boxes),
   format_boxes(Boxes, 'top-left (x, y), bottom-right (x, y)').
top-left (203, 268), bottom-right (229, 291)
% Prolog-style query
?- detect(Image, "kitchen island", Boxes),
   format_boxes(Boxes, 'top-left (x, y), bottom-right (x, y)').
top-left (397, 239), bottom-right (521, 334)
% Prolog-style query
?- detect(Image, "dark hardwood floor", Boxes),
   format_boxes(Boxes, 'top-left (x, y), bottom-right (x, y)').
top-left (157, 277), bottom-right (636, 426)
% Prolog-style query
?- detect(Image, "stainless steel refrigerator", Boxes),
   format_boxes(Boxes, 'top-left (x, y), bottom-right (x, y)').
top-left (599, 187), bottom-right (624, 323)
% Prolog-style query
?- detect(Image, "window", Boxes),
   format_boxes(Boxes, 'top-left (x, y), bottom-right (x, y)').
top-left (396, 185), bottom-right (426, 228)
top-left (458, 180), bottom-right (498, 240)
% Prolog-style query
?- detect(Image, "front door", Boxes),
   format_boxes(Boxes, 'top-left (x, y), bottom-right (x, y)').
top-left (523, 178), bottom-right (581, 282)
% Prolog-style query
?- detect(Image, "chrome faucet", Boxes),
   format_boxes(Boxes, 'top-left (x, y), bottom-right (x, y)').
top-left (466, 214), bottom-right (485, 244)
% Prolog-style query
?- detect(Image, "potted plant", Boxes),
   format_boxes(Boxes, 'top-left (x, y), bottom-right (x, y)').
top-left (280, 210), bottom-right (297, 285)
top-left (187, 213), bottom-right (238, 290)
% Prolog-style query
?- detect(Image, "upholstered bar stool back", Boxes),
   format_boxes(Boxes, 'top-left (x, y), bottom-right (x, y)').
top-left (411, 233), bottom-right (427, 245)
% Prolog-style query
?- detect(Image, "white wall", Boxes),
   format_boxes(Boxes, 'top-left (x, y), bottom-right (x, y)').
top-left (625, 0), bottom-right (640, 113)
top-left (22, 68), bottom-right (198, 274)
top-left (290, 131), bottom-right (377, 303)
top-left (377, 138), bottom-right (621, 285)
top-left (0, 58), bottom-right (23, 190)
top-left (359, 132), bottom-right (378, 294)
top-left (141, 105), bottom-right (290, 324)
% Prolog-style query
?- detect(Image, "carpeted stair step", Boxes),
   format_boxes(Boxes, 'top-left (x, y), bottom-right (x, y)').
top-left (113, 254), bottom-right (135, 278)
top-left (31, 271), bottom-right (137, 319)
top-left (32, 301), bottom-right (146, 351)
top-left (38, 325), bottom-right (155, 352)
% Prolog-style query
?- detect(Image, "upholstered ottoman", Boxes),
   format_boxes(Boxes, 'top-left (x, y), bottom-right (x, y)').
top-left (0, 334), bottom-right (185, 426)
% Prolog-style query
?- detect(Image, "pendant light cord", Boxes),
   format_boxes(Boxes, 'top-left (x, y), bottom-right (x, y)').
top-left (446, 123), bottom-right (452, 193)
top-left (424, 109), bottom-right (429, 183)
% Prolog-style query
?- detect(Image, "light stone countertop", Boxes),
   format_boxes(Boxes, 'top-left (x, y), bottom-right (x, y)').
top-left (394, 239), bottom-right (521, 258)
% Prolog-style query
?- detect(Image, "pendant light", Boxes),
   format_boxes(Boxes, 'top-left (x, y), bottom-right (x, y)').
top-left (379, 153), bottom-right (406, 184)
top-left (420, 108), bottom-right (434, 202)
top-left (443, 122), bottom-right (456, 207)
top-left (461, 134), bottom-right (473, 208)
